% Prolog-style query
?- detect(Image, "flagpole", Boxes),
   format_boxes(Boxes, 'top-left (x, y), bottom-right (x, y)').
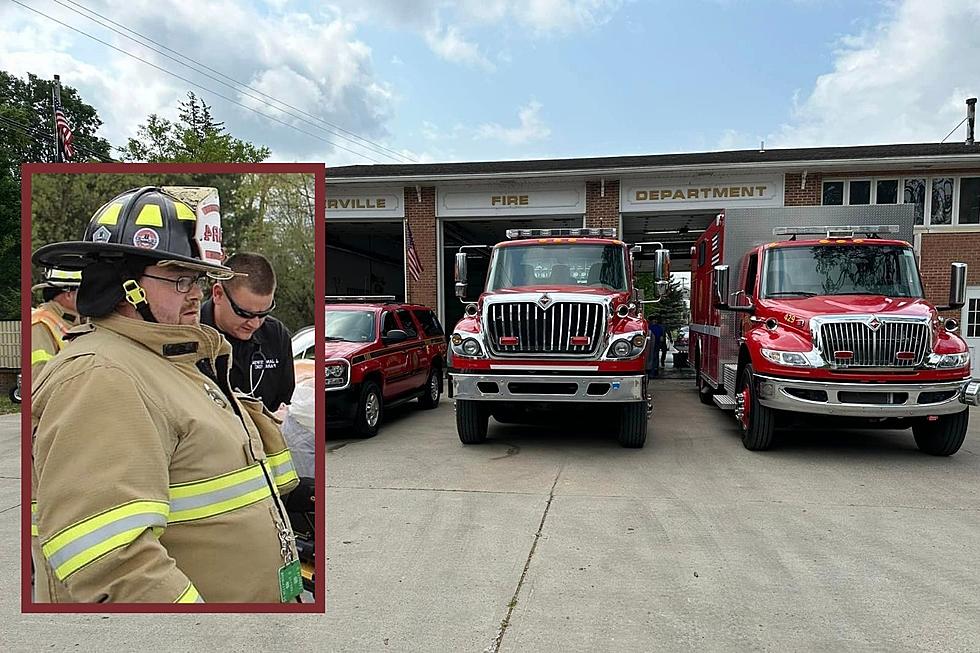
top-left (51, 75), bottom-right (63, 163)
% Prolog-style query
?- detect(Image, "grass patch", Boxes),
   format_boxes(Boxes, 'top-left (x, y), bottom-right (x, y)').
top-left (0, 395), bottom-right (21, 415)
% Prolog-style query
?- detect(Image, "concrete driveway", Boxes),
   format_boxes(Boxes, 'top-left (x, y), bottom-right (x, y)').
top-left (2, 384), bottom-right (979, 652)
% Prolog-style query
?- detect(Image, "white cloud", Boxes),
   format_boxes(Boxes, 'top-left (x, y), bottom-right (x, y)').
top-left (424, 24), bottom-right (495, 72)
top-left (476, 100), bottom-right (551, 145)
top-left (769, 0), bottom-right (980, 148)
top-left (390, 55), bottom-right (404, 65)
top-left (0, 0), bottom-right (399, 162)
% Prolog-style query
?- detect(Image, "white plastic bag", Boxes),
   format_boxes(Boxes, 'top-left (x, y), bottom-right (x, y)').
top-left (281, 374), bottom-right (316, 478)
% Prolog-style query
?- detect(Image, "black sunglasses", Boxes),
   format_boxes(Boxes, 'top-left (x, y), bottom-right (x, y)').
top-left (221, 284), bottom-right (276, 319)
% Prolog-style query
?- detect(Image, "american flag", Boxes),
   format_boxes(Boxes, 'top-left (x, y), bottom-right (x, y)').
top-left (406, 221), bottom-right (424, 281)
top-left (54, 98), bottom-right (75, 160)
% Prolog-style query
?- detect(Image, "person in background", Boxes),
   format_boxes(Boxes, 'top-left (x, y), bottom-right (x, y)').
top-left (201, 252), bottom-right (295, 413)
top-left (647, 315), bottom-right (668, 378)
top-left (30, 268), bottom-right (82, 378)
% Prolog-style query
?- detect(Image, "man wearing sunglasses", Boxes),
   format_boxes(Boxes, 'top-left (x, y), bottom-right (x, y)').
top-left (202, 252), bottom-right (295, 413)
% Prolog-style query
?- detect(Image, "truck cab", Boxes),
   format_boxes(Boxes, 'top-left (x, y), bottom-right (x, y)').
top-left (449, 228), bottom-right (669, 448)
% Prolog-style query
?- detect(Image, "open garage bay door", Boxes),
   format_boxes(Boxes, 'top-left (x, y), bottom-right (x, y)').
top-left (621, 212), bottom-right (718, 273)
top-left (441, 217), bottom-right (581, 331)
top-left (326, 221), bottom-right (405, 301)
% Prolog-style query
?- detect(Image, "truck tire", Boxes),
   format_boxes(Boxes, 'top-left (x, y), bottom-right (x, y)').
top-left (617, 401), bottom-right (647, 448)
top-left (456, 400), bottom-right (489, 444)
top-left (9, 384), bottom-right (20, 404)
top-left (912, 410), bottom-right (968, 456)
top-left (738, 365), bottom-right (775, 451)
top-left (353, 381), bottom-right (383, 438)
top-left (418, 366), bottom-right (441, 409)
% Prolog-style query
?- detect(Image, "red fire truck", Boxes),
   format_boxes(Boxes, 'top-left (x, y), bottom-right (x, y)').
top-left (691, 209), bottom-right (980, 455)
top-left (448, 228), bottom-right (670, 448)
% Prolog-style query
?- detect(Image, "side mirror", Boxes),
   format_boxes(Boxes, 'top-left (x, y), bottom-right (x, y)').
top-left (943, 262), bottom-right (967, 310)
top-left (713, 265), bottom-right (730, 308)
top-left (454, 252), bottom-right (468, 299)
top-left (383, 329), bottom-right (409, 344)
top-left (654, 248), bottom-right (670, 282)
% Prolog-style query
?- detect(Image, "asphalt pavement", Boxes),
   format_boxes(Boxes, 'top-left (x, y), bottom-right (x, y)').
top-left (2, 382), bottom-right (979, 652)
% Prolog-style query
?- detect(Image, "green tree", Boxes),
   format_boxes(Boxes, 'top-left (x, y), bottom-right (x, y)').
top-left (122, 93), bottom-right (270, 163)
top-left (0, 71), bottom-right (114, 319)
top-left (638, 273), bottom-right (689, 336)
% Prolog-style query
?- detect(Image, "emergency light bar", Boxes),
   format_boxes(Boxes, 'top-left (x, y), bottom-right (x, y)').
top-left (505, 228), bottom-right (617, 239)
top-left (772, 225), bottom-right (901, 239)
top-left (325, 295), bottom-right (397, 303)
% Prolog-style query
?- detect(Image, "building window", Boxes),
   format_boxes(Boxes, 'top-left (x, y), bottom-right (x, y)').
top-left (959, 177), bottom-right (980, 225)
top-left (822, 181), bottom-right (844, 205)
top-left (904, 178), bottom-right (926, 225)
top-left (969, 298), bottom-right (980, 338)
top-left (930, 178), bottom-right (954, 225)
top-left (876, 179), bottom-right (898, 204)
top-left (849, 180), bottom-right (871, 205)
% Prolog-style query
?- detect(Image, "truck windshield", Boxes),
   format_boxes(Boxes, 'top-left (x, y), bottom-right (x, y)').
top-left (762, 245), bottom-right (923, 298)
top-left (326, 310), bottom-right (376, 341)
top-left (486, 244), bottom-right (627, 291)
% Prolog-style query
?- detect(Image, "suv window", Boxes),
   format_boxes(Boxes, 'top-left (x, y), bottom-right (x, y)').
top-left (413, 309), bottom-right (444, 337)
top-left (381, 311), bottom-right (399, 337)
top-left (394, 309), bottom-right (419, 338)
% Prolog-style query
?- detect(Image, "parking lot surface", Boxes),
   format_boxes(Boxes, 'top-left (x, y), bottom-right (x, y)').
top-left (2, 381), bottom-right (979, 651)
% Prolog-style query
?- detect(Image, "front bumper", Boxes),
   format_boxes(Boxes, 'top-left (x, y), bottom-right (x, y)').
top-left (450, 372), bottom-right (646, 402)
top-left (755, 374), bottom-right (978, 417)
top-left (326, 385), bottom-right (358, 426)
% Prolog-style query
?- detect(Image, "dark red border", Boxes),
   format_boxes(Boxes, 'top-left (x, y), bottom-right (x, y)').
top-left (20, 162), bottom-right (326, 613)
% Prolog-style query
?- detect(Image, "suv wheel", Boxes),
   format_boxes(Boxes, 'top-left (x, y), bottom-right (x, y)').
top-left (418, 366), bottom-right (441, 409)
top-left (354, 381), bottom-right (383, 438)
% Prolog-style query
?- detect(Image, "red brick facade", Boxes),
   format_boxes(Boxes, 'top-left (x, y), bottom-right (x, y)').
top-left (784, 172), bottom-right (823, 206)
top-left (405, 186), bottom-right (438, 309)
top-left (585, 179), bottom-right (620, 229)
top-left (919, 232), bottom-right (980, 318)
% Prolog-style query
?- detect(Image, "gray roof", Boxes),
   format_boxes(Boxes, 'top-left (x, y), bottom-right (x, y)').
top-left (328, 142), bottom-right (980, 180)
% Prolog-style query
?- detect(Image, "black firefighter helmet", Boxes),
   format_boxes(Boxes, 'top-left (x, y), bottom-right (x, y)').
top-left (32, 187), bottom-right (235, 319)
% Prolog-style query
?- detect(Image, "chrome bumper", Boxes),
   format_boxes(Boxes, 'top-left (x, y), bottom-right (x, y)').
top-left (755, 374), bottom-right (977, 418)
top-left (450, 373), bottom-right (646, 402)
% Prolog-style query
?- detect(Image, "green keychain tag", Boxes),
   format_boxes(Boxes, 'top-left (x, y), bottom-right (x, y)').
top-left (279, 559), bottom-right (302, 602)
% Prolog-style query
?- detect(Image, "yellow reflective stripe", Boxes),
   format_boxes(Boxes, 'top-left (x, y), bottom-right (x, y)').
top-left (134, 204), bottom-right (163, 226)
top-left (41, 500), bottom-right (169, 580)
top-left (97, 202), bottom-right (123, 225)
top-left (31, 501), bottom-right (38, 537)
top-left (174, 201), bottom-right (196, 221)
top-left (267, 449), bottom-right (299, 488)
top-left (168, 463), bottom-right (272, 524)
top-left (32, 349), bottom-right (54, 364)
top-left (175, 582), bottom-right (204, 603)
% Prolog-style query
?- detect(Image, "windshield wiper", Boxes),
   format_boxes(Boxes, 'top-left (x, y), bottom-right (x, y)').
top-left (324, 335), bottom-right (348, 341)
top-left (766, 291), bottom-right (818, 297)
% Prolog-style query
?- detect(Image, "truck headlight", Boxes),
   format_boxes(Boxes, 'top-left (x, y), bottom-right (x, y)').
top-left (325, 364), bottom-right (345, 377)
top-left (324, 361), bottom-right (349, 389)
top-left (612, 340), bottom-right (632, 357)
top-left (761, 348), bottom-right (812, 367)
top-left (461, 338), bottom-right (483, 357)
top-left (928, 352), bottom-right (971, 369)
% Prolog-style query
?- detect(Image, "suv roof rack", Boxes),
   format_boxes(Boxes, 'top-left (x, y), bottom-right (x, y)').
top-left (772, 225), bottom-right (900, 240)
top-left (325, 295), bottom-right (397, 304)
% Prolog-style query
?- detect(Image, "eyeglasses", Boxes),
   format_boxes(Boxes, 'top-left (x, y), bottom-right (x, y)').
top-left (221, 284), bottom-right (276, 320)
top-left (142, 273), bottom-right (208, 294)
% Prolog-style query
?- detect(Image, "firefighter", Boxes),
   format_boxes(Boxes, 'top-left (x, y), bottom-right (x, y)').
top-left (30, 187), bottom-right (300, 603)
top-left (30, 268), bottom-right (82, 378)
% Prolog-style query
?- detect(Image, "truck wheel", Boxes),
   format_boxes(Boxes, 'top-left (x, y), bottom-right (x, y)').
top-left (456, 400), bottom-right (489, 444)
top-left (737, 365), bottom-right (775, 451)
top-left (353, 381), bottom-right (383, 438)
top-left (9, 384), bottom-right (20, 404)
top-left (418, 366), bottom-right (441, 409)
top-left (617, 401), bottom-right (648, 448)
top-left (912, 410), bottom-right (968, 456)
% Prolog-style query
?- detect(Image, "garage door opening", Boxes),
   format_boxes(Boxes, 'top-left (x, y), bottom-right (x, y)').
top-left (621, 212), bottom-right (718, 272)
top-left (326, 221), bottom-right (405, 300)
top-left (441, 217), bottom-right (582, 330)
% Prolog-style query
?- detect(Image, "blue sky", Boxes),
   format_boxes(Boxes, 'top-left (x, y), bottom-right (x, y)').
top-left (2, 0), bottom-right (978, 165)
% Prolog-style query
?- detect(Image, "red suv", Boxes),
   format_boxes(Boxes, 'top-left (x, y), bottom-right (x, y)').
top-left (322, 297), bottom-right (448, 437)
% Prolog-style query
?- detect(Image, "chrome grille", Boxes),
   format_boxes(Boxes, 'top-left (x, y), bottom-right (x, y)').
top-left (486, 302), bottom-right (605, 356)
top-left (818, 319), bottom-right (931, 368)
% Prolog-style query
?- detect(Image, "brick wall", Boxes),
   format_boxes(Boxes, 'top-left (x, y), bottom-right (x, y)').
top-left (405, 186), bottom-right (438, 309)
top-left (585, 180), bottom-right (620, 229)
top-left (784, 172), bottom-right (822, 206)
top-left (919, 232), bottom-right (980, 318)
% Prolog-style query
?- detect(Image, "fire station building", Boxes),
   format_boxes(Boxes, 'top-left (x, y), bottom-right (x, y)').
top-left (327, 141), bottom-right (980, 366)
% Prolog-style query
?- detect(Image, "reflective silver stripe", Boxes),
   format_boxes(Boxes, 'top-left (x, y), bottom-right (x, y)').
top-left (44, 511), bottom-right (167, 574)
top-left (271, 458), bottom-right (297, 484)
top-left (169, 474), bottom-right (269, 517)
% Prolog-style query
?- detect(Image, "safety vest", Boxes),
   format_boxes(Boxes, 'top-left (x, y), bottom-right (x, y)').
top-left (31, 306), bottom-right (72, 367)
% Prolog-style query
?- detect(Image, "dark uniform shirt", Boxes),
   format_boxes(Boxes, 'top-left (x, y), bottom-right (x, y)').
top-left (201, 300), bottom-right (295, 412)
